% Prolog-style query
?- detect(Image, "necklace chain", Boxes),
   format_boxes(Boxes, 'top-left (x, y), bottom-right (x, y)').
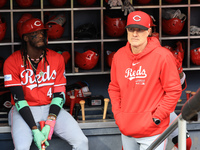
top-left (27, 57), bottom-right (38, 71)
top-left (27, 51), bottom-right (44, 62)
top-left (27, 53), bottom-right (44, 76)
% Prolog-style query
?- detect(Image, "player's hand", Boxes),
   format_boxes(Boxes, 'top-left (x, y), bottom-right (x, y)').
top-left (32, 129), bottom-right (49, 150)
top-left (41, 117), bottom-right (56, 140)
top-left (41, 124), bottom-right (50, 140)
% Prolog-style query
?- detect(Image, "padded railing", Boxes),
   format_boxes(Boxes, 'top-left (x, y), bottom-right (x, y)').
top-left (147, 88), bottom-right (200, 150)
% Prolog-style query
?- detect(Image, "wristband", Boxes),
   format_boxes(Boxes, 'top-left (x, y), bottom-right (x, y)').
top-left (45, 119), bottom-right (56, 140)
top-left (53, 92), bottom-right (66, 103)
top-left (50, 97), bottom-right (64, 109)
top-left (15, 100), bottom-right (29, 111)
top-left (48, 113), bottom-right (57, 120)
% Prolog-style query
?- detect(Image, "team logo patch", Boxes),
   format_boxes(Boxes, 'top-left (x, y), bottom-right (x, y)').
top-left (34, 20), bottom-right (42, 26)
top-left (4, 74), bottom-right (12, 81)
top-left (3, 101), bottom-right (12, 109)
top-left (133, 15), bottom-right (141, 22)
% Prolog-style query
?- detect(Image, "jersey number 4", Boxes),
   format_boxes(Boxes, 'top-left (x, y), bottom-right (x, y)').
top-left (47, 88), bottom-right (52, 98)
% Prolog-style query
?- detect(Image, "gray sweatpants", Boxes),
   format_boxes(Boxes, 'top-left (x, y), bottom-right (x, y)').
top-left (9, 105), bottom-right (88, 150)
top-left (121, 112), bottom-right (189, 150)
top-left (121, 134), bottom-right (167, 150)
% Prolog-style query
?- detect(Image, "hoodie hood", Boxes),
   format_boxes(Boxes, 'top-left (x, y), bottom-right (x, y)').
top-left (125, 37), bottom-right (161, 60)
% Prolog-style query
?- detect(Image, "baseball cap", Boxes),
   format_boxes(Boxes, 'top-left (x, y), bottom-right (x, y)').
top-left (125, 11), bottom-right (151, 30)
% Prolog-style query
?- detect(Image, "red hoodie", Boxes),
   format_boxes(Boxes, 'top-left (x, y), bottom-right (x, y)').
top-left (108, 37), bottom-right (182, 138)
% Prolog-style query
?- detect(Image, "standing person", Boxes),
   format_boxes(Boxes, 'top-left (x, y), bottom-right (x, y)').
top-left (3, 18), bottom-right (88, 150)
top-left (108, 11), bottom-right (182, 150)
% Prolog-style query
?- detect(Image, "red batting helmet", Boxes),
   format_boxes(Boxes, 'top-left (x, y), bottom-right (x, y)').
top-left (62, 51), bottom-right (71, 65)
top-left (164, 42), bottom-right (184, 60)
top-left (164, 45), bottom-right (173, 51)
top-left (21, 18), bottom-right (47, 36)
top-left (136, 0), bottom-right (151, 4)
top-left (16, 0), bottom-right (34, 8)
top-left (17, 13), bottom-right (33, 38)
top-left (75, 49), bottom-right (99, 70)
top-left (176, 41), bottom-right (184, 60)
top-left (164, 44), bottom-right (184, 59)
top-left (164, 0), bottom-right (182, 3)
top-left (164, 41), bottom-right (184, 73)
top-left (65, 81), bottom-right (91, 106)
top-left (48, 0), bottom-right (67, 7)
top-left (106, 50), bottom-right (115, 67)
top-left (0, 0), bottom-right (7, 8)
top-left (191, 47), bottom-right (200, 65)
top-left (171, 43), bottom-right (184, 73)
top-left (0, 17), bottom-right (6, 41)
top-left (162, 18), bottom-right (185, 35)
top-left (77, 0), bottom-right (96, 6)
top-left (45, 14), bottom-right (66, 39)
top-left (104, 15), bottom-right (126, 37)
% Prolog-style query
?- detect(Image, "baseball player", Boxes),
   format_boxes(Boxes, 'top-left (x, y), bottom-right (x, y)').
top-left (108, 11), bottom-right (182, 150)
top-left (3, 18), bottom-right (88, 150)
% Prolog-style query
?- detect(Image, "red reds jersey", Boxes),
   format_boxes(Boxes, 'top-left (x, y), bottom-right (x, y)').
top-left (3, 49), bottom-right (66, 106)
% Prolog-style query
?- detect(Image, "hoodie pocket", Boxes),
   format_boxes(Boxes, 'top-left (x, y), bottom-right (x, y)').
top-left (118, 111), bottom-right (159, 137)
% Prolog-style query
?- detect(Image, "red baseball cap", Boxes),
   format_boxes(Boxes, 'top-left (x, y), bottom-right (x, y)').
top-left (125, 11), bottom-right (151, 30)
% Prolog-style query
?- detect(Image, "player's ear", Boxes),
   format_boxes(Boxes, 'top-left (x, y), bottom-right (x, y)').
top-left (148, 28), bottom-right (152, 36)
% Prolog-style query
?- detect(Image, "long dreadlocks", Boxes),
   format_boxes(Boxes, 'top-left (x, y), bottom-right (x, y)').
top-left (20, 32), bottom-right (49, 72)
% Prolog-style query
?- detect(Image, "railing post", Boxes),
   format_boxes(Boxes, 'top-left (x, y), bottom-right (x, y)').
top-left (147, 88), bottom-right (200, 150)
top-left (178, 117), bottom-right (186, 150)
top-left (146, 114), bottom-right (181, 150)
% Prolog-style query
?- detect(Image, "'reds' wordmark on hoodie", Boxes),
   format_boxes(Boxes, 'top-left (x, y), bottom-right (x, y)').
top-left (125, 63), bottom-right (147, 85)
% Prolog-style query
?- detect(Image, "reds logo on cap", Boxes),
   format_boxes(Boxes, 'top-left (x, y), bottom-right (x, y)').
top-left (34, 20), bottom-right (42, 26)
top-left (133, 15), bottom-right (141, 22)
top-left (125, 11), bottom-right (151, 30)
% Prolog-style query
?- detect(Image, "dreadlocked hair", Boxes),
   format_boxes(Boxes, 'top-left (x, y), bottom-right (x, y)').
top-left (20, 34), bottom-right (49, 71)
top-left (21, 37), bottom-right (28, 70)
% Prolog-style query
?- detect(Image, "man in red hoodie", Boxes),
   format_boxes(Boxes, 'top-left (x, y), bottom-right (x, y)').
top-left (108, 11), bottom-right (182, 150)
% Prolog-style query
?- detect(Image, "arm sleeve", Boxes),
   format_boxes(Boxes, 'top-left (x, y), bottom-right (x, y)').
top-left (49, 92), bottom-right (65, 116)
top-left (49, 55), bottom-right (66, 117)
top-left (4, 55), bottom-right (37, 129)
top-left (9, 86), bottom-right (37, 129)
top-left (152, 53), bottom-right (182, 121)
top-left (108, 56), bottom-right (121, 119)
